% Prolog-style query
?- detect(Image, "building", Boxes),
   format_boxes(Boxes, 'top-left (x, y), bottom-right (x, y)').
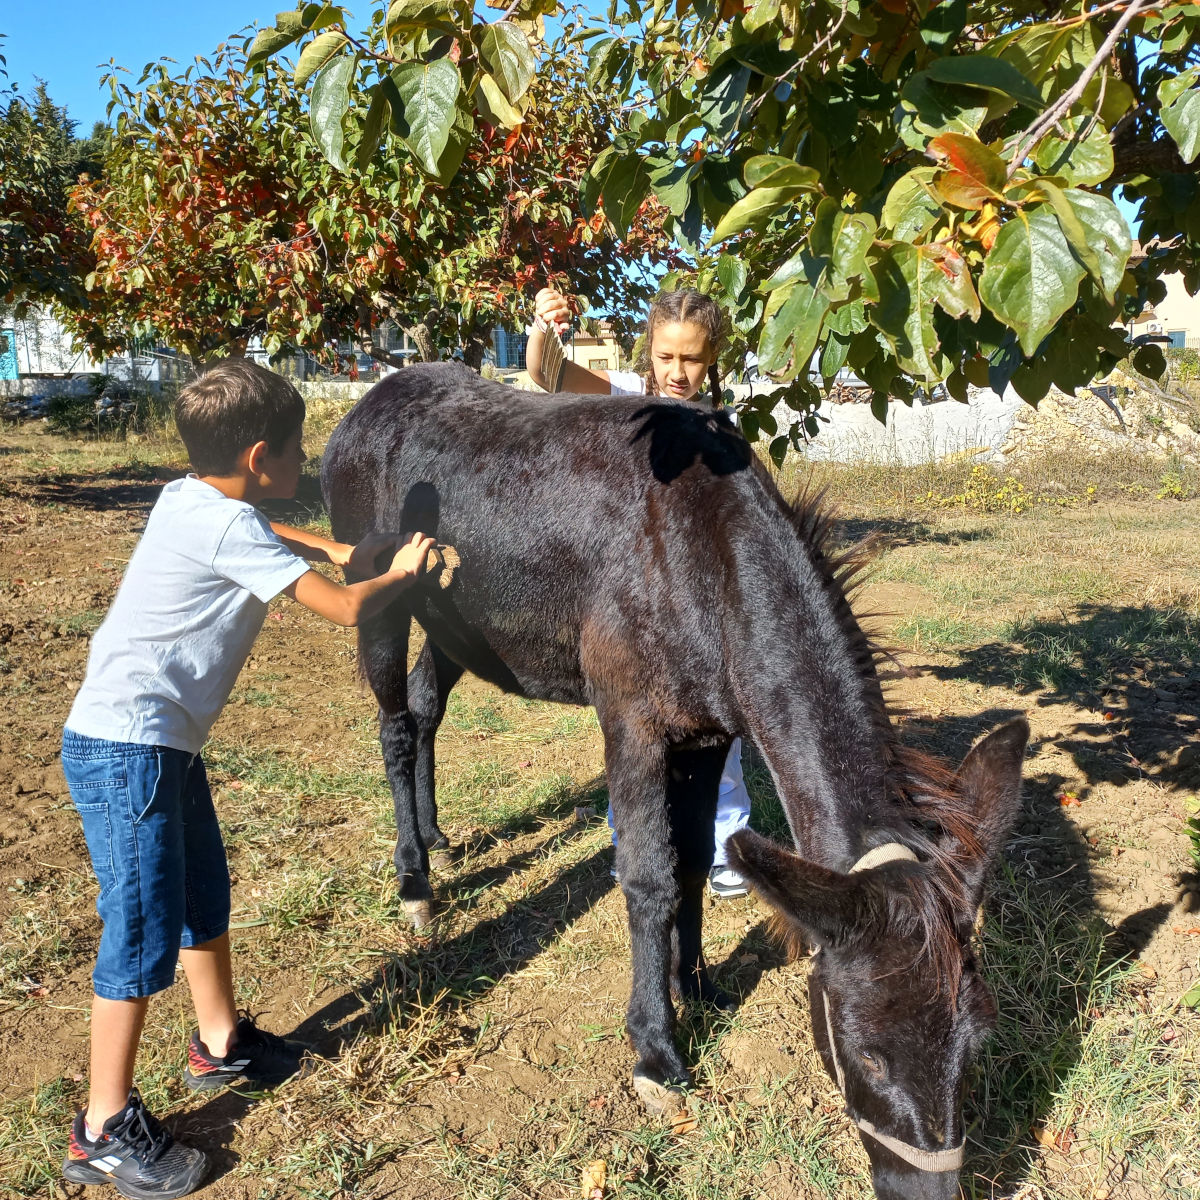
top-left (1156, 272), bottom-right (1200, 349)
top-left (1125, 244), bottom-right (1200, 349)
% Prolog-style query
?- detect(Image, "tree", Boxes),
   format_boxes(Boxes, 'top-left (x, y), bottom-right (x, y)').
top-left (65, 33), bottom-right (675, 364)
top-left (0, 78), bottom-right (105, 319)
top-left (253, 0), bottom-right (1200, 456)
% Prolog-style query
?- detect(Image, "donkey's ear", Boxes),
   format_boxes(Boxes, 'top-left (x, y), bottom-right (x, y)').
top-left (953, 718), bottom-right (1030, 905)
top-left (726, 830), bottom-right (875, 949)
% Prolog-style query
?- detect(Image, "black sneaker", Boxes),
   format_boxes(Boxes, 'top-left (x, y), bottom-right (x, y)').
top-left (708, 864), bottom-right (749, 899)
top-left (183, 1015), bottom-right (312, 1092)
top-left (62, 1090), bottom-right (208, 1199)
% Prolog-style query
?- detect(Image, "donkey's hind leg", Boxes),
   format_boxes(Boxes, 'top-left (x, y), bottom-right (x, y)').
top-left (408, 639), bottom-right (464, 868)
top-left (360, 616), bottom-right (435, 928)
top-left (667, 743), bottom-right (733, 1009)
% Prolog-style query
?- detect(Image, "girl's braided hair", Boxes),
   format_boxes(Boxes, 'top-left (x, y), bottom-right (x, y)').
top-left (637, 289), bottom-right (727, 408)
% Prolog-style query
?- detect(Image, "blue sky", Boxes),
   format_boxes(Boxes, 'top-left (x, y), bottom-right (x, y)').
top-left (2, 2), bottom-right (281, 129)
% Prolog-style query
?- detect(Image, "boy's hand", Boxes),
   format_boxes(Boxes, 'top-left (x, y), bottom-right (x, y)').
top-left (347, 531), bottom-right (403, 578)
top-left (389, 532), bottom-right (436, 580)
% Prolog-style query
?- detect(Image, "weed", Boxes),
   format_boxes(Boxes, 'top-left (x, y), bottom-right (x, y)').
top-left (1158, 468), bottom-right (1192, 500)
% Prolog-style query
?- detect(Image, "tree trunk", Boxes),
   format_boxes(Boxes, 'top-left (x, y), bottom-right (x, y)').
top-left (461, 320), bottom-right (490, 372)
top-left (402, 319), bottom-right (439, 363)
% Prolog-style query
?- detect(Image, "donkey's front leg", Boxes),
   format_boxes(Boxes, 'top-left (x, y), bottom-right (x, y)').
top-left (603, 719), bottom-right (688, 1112)
top-left (667, 744), bottom-right (730, 1009)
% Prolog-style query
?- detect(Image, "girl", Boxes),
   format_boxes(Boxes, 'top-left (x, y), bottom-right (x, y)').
top-left (526, 285), bottom-right (751, 898)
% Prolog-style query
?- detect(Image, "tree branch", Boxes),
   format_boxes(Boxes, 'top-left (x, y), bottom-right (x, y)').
top-left (1111, 135), bottom-right (1200, 180)
top-left (1007, 0), bottom-right (1155, 178)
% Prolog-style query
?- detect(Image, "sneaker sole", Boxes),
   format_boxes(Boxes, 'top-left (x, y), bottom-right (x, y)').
top-left (708, 884), bottom-right (749, 899)
top-left (183, 1068), bottom-right (274, 1092)
top-left (63, 1152), bottom-right (209, 1200)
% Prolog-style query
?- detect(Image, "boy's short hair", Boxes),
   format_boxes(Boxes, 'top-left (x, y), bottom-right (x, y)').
top-left (175, 359), bottom-right (306, 475)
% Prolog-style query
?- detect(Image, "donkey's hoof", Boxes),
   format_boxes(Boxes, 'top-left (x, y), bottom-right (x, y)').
top-left (429, 844), bottom-right (463, 870)
top-left (633, 1074), bottom-right (687, 1115)
top-left (403, 898), bottom-right (438, 929)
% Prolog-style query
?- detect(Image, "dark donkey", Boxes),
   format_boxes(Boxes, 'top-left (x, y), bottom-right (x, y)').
top-left (321, 362), bottom-right (1029, 1200)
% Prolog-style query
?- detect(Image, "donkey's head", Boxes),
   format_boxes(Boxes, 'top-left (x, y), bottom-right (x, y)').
top-left (727, 718), bottom-right (1029, 1200)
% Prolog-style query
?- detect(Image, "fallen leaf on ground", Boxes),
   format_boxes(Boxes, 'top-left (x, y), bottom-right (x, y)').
top-left (1032, 1123), bottom-right (1074, 1153)
top-left (580, 1159), bottom-right (606, 1199)
top-left (670, 1108), bottom-right (699, 1135)
top-left (1057, 792), bottom-right (1081, 807)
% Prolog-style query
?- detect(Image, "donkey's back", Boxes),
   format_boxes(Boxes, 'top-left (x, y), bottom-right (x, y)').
top-left (321, 362), bottom-right (757, 705)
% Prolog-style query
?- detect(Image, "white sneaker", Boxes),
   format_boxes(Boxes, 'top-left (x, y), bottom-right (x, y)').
top-left (708, 865), bottom-right (749, 898)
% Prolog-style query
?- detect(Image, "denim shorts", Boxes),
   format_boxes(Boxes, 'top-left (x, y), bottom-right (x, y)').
top-left (62, 729), bottom-right (231, 1000)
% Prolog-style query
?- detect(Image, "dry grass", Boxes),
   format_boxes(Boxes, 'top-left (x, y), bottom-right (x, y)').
top-left (1, 419), bottom-right (1197, 1199)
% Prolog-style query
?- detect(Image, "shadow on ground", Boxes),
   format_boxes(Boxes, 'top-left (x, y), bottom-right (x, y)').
top-left (176, 776), bottom-right (617, 1186)
top-left (921, 603), bottom-right (1200, 792)
top-left (6, 464), bottom-right (189, 513)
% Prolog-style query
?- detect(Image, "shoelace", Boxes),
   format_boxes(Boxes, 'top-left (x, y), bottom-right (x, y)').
top-left (106, 1094), bottom-right (170, 1164)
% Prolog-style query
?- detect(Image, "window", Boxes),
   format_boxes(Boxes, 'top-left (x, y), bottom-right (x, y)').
top-left (1167, 330), bottom-right (1187, 349)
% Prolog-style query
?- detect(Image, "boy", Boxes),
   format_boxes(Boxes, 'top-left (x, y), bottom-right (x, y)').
top-left (60, 359), bottom-right (433, 1199)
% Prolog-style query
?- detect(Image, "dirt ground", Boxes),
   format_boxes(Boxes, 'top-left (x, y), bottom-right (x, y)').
top-left (1, 430), bottom-right (1197, 1199)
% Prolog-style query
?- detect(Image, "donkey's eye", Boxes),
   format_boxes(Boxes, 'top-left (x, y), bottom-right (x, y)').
top-left (859, 1050), bottom-right (885, 1078)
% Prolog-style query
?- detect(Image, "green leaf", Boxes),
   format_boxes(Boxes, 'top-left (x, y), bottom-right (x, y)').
top-left (870, 243), bottom-right (947, 379)
top-left (897, 72), bottom-right (987, 150)
top-left (920, 0), bottom-right (967, 50)
top-left (356, 79), bottom-right (393, 171)
top-left (390, 58), bottom-right (462, 177)
top-left (647, 158), bottom-right (699, 217)
top-left (1037, 185), bottom-right (1130, 303)
top-left (1033, 116), bottom-right (1114, 186)
top-left (300, 4), bottom-right (345, 32)
top-left (386, 0), bottom-right (456, 32)
top-left (809, 200), bottom-right (876, 284)
top-left (294, 31), bottom-right (349, 88)
top-left (923, 54), bottom-right (1042, 109)
top-left (480, 22), bottom-right (535, 105)
top-left (587, 38), bottom-right (625, 91)
top-left (309, 54), bottom-right (356, 170)
top-left (247, 13), bottom-right (308, 68)
top-left (1160, 69), bottom-right (1200, 164)
top-left (979, 206), bottom-right (1086, 356)
top-left (882, 167), bottom-right (942, 241)
top-left (717, 254), bottom-right (749, 300)
top-left (1132, 342), bottom-right (1167, 379)
top-left (743, 155), bottom-right (820, 191)
top-left (709, 185), bottom-right (804, 245)
top-left (475, 72), bottom-right (522, 129)
top-left (430, 100), bottom-right (474, 186)
top-left (590, 150), bottom-right (650, 237)
top-left (819, 330), bottom-right (850, 380)
top-left (698, 60), bottom-right (751, 141)
top-left (758, 281), bottom-right (829, 377)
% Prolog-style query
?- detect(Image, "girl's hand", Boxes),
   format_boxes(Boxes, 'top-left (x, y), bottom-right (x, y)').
top-left (533, 287), bottom-right (573, 335)
top-left (389, 532), bottom-right (436, 580)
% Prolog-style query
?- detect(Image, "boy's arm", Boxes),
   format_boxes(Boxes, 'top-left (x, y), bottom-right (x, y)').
top-left (270, 522), bottom-right (353, 566)
top-left (282, 533), bottom-right (435, 627)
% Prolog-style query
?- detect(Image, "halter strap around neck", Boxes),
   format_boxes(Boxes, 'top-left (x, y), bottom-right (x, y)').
top-left (815, 842), bottom-right (967, 1174)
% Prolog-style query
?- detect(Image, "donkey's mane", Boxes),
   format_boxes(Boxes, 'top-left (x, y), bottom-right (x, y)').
top-left (782, 485), bottom-right (983, 989)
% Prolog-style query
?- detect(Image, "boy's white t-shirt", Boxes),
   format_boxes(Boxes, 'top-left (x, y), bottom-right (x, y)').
top-left (66, 476), bottom-right (310, 755)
